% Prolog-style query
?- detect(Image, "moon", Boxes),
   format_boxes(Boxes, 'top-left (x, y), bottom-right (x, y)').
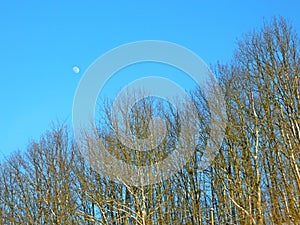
top-left (72, 66), bottom-right (80, 74)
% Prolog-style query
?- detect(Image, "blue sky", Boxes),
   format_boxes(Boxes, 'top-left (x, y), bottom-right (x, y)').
top-left (0, 1), bottom-right (300, 158)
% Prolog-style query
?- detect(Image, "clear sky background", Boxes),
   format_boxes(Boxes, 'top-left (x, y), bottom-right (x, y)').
top-left (0, 1), bottom-right (300, 159)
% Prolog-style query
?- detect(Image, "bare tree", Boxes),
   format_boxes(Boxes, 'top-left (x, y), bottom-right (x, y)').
top-left (213, 17), bottom-right (300, 224)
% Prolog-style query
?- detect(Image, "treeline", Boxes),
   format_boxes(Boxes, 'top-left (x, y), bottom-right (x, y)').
top-left (0, 17), bottom-right (299, 224)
